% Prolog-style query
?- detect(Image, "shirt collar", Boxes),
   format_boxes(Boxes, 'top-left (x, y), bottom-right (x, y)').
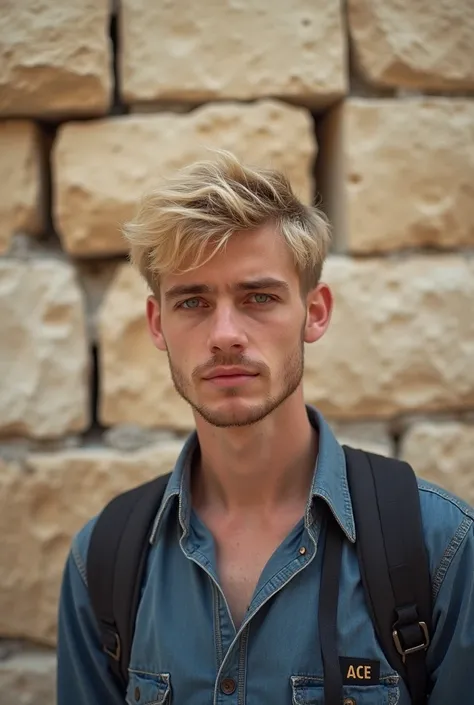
top-left (149, 405), bottom-right (355, 545)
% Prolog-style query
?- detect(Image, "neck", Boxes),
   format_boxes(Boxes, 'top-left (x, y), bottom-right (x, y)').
top-left (191, 392), bottom-right (318, 515)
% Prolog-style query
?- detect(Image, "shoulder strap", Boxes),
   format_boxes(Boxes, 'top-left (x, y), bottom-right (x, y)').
top-left (343, 446), bottom-right (432, 704)
top-left (86, 472), bottom-right (172, 691)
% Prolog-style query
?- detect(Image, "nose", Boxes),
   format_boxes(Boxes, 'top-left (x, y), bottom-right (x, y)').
top-left (207, 303), bottom-right (248, 354)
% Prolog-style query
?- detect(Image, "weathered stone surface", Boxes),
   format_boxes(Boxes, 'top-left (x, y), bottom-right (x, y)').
top-left (330, 422), bottom-right (393, 457)
top-left (0, 442), bottom-right (183, 644)
top-left (0, 0), bottom-right (111, 117)
top-left (99, 264), bottom-right (194, 430)
top-left (320, 99), bottom-right (474, 254)
top-left (347, 0), bottom-right (474, 90)
top-left (0, 122), bottom-right (43, 255)
top-left (0, 652), bottom-right (56, 705)
top-left (120, 0), bottom-right (346, 106)
top-left (401, 422), bottom-right (474, 506)
top-left (0, 260), bottom-right (89, 439)
top-left (53, 101), bottom-right (316, 256)
top-left (304, 255), bottom-right (474, 419)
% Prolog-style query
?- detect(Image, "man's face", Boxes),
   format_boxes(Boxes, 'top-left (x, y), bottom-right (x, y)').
top-left (146, 224), bottom-right (332, 428)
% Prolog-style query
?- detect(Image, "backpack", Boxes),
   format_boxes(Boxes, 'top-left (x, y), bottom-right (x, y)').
top-left (86, 447), bottom-right (432, 704)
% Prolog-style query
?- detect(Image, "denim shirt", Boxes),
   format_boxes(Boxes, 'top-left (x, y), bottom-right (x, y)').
top-left (57, 408), bottom-right (474, 704)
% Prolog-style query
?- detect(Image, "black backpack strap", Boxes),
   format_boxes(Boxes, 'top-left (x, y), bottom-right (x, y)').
top-left (344, 446), bottom-right (432, 704)
top-left (86, 472), bottom-right (172, 691)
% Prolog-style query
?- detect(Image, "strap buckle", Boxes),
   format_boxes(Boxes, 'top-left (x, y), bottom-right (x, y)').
top-left (102, 628), bottom-right (121, 662)
top-left (392, 621), bottom-right (430, 663)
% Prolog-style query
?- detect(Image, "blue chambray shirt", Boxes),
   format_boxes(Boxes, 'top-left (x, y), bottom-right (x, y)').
top-left (57, 407), bottom-right (474, 704)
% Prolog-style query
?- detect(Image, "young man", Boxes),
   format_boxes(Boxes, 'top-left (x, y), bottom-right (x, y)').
top-left (57, 152), bottom-right (474, 704)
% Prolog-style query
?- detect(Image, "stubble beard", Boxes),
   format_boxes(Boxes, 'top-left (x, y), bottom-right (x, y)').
top-left (166, 342), bottom-right (305, 429)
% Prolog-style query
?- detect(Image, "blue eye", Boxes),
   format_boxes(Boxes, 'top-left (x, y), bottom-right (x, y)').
top-left (251, 294), bottom-right (273, 304)
top-left (181, 298), bottom-right (201, 309)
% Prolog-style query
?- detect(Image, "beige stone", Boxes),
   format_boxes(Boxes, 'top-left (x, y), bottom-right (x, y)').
top-left (347, 0), bottom-right (474, 90)
top-left (0, 0), bottom-right (111, 117)
top-left (120, 0), bottom-right (346, 106)
top-left (53, 100), bottom-right (316, 256)
top-left (320, 99), bottom-right (474, 253)
top-left (401, 422), bottom-right (474, 507)
top-left (0, 441), bottom-right (183, 644)
top-left (329, 422), bottom-right (393, 457)
top-left (304, 255), bottom-right (474, 419)
top-left (0, 260), bottom-right (89, 439)
top-left (0, 652), bottom-right (56, 705)
top-left (0, 122), bottom-right (43, 254)
top-left (99, 264), bottom-right (194, 430)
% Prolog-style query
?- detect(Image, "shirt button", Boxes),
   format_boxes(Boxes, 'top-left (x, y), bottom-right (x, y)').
top-left (134, 686), bottom-right (141, 701)
top-left (343, 698), bottom-right (356, 705)
top-left (220, 677), bottom-right (237, 695)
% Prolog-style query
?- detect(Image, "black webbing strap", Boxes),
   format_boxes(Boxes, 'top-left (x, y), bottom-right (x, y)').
top-left (87, 472), bottom-right (171, 691)
top-left (319, 511), bottom-right (344, 705)
top-left (344, 447), bottom-right (432, 704)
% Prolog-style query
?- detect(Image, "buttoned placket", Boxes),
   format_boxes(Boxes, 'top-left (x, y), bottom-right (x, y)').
top-left (180, 515), bottom-right (321, 705)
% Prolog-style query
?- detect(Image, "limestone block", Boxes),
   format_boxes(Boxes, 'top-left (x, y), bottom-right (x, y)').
top-left (0, 122), bottom-right (43, 255)
top-left (0, 260), bottom-right (89, 439)
top-left (0, 442), bottom-right (183, 644)
top-left (120, 0), bottom-right (346, 105)
top-left (347, 0), bottom-right (474, 90)
top-left (0, 652), bottom-right (56, 705)
top-left (53, 100), bottom-right (316, 256)
top-left (320, 99), bottom-right (474, 253)
top-left (304, 255), bottom-right (474, 419)
top-left (0, 0), bottom-right (111, 117)
top-left (99, 264), bottom-right (194, 430)
top-left (401, 422), bottom-right (474, 507)
top-left (330, 422), bottom-right (393, 457)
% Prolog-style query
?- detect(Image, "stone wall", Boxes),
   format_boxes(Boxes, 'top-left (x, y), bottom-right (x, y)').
top-left (0, 1), bottom-right (473, 701)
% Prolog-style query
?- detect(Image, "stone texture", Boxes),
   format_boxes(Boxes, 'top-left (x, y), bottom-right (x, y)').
top-left (0, 260), bottom-right (89, 439)
top-left (0, 652), bottom-right (56, 705)
top-left (401, 422), bottom-right (474, 507)
top-left (99, 264), bottom-right (194, 430)
top-left (120, 0), bottom-right (346, 106)
top-left (347, 0), bottom-right (474, 90)
top-left (320, 99), bottom-right (474, 253)
top-left (0, 442), bottom-right (183, 644)
top-left (0, 0), bottom-right (111, 117)
top-left (52, 100), bottom-right (316, 256)
top-left (0, 122), bottom-right (44, 255)
top-left (330, 422), bottom-right (393, 457)
top-left (304, 255), bottom-right (474, 419)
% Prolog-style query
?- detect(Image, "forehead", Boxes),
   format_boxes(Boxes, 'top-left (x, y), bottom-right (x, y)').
top-left (164, 225), bottom-right (298, 290)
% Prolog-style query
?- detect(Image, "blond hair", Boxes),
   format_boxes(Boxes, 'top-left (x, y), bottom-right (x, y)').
top-left (123, 151), bottom-right (331, 294)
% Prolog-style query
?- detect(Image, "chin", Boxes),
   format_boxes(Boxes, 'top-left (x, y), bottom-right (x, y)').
top-left (194, 397), bottom-right (275, 429)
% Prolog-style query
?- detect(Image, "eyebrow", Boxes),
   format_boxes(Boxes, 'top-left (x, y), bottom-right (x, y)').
top-left (163, 278), bottom-right (289, 301)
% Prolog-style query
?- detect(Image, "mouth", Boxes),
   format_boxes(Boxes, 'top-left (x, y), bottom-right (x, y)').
top-left (202, 368), bottom-right (259, 387)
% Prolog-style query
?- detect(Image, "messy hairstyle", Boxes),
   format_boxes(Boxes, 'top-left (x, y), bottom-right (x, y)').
top-left (122, 150), bottom-right (331, 294)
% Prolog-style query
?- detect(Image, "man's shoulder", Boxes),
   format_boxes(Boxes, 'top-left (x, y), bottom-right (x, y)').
top-left (415, 477), bottom-right (474, 591)
top-left (70, 514), bottom-right (100, 587)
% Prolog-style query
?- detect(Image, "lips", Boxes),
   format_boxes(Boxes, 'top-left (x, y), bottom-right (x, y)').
top-left (203, 367), bottom-right (258, 380)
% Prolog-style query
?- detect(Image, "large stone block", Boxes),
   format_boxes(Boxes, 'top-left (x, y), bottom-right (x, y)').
top-left (0, 0), bottom-right (111, 118)
top-left (0, 260), bottom-right (89, 439)
top-left (0, 652), bottom-right (56, 705)
top-left (120, 0), bottom-right (346, 106)
top-left (347, 0), bottom-right (474, 90)
top-left (52, 100), bottom-right (316, 256)
top-left (320, 99), bottom-right (474, 253)
top-left (305, 255), bottom-right (474, 419)
top-left (99, 264), bottom-right (194, 430)
top-left (0, 122), bottom-right (44, 255)
top-left (0, 442), bottom-right (183, 644)
top-left (401, 422), bottom-right (474, 507)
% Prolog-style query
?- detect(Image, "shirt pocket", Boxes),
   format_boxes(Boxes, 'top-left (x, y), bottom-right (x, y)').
top-left (126, 671), bottom-right (171, 705)
top-left (291, 675), bottom-right (400, 705)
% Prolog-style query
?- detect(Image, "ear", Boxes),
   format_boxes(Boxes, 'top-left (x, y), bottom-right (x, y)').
top-left (304, 283), bottom-right (333, 344)
top-left (146, 295), bottom-right (167, 351)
